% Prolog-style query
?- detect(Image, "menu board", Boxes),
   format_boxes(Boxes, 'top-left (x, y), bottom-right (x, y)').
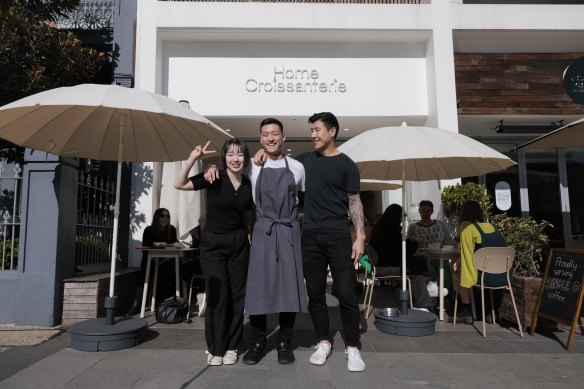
top-left (530, 249), bottom-right (584, 350)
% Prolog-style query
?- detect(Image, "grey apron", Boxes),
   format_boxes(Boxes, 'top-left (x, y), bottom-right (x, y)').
top-left (245, 157), bottom-right (308, 315)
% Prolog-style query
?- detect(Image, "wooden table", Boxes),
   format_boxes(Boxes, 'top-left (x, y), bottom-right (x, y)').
top-left (424, 248), bottom-right (460, 321)
top-left (135, 247), bottom-right (196, 318)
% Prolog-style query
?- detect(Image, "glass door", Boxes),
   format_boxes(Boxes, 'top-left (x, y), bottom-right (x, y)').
top-left (564, 148), bottom-right (584, 249)
top-left (524, 149), bottom-right (564, 247)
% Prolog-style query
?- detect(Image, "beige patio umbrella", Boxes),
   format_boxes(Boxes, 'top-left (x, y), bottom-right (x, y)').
top-left (360, 179), bottom-right (401, 192)
top-left (0, 83), bottom-right (231, 326)
top-left (339, 124), bottom-right (515, 313)
top-left (516, 117), bottom-right (584, 150)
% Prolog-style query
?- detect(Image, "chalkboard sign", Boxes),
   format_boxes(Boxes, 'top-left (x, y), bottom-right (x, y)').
top-left (530, 249), bottom-right (584, 350)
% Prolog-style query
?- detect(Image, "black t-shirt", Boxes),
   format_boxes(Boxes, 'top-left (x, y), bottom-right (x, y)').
top-left (190, 170), bottom-right (252, 233)
top-left (296, 151), bottom-right (360, 233)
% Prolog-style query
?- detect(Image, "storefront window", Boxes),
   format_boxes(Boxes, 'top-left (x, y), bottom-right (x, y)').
top-left (565, 149), bottom-right (584, 242)
top-left (525, 149), bottom-right (564, 246)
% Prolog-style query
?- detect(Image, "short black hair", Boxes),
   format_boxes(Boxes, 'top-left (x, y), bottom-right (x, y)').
top-left (221, 138), bottom-right (250, 169)
top-left (419, 200), bottom-right (434, 209)
top-left (259, 118), bottom-right (284, 133)
top-left (308, 112), bottom-right (339, 139)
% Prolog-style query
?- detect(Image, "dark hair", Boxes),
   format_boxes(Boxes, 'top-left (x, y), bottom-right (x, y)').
top-left (260, 118), bottom-right (284, 133)
top-left (459, 200), bottom-right (484, 224)
top-left (151, 208), bottom-right (171, 240)
top-left (419, 200), bottom-right (434, 209)
top-left (221, 138), bottom-right (250, 170)
top-left (370, 204), bottom-right (402, 245)
top-left (375, 204), bottom-right (403, 231)
top-left (308, 112), bottom-right (339, 140)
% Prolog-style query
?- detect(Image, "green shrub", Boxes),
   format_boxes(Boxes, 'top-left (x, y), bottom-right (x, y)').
top-left (441, 182), bottom-right (493, 219)
top-left (491, 214), bottom-right (552, 278)
top-left (0, 238), bottom-right (19, 270)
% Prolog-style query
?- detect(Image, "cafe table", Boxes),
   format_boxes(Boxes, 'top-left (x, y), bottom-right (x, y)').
top-left (135, 246), bottom-right (196, 318)
top-left (423, 247), bottom-right (461, 321)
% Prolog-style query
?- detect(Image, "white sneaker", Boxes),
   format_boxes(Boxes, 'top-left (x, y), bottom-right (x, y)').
top-left (427, 282), bottom-right (438, 297)
top-left (223, 350), bottom-right (238, 365)
top-left (345, 347), bottom-right (366, 372)
top-left (309, 342), bottom-right (331, 365)
top-left (426, 282), bottom-right (448, 298)
top-left (197, 293), bottom-right (206, 317)
top-left (206, 351), bottom-right (222, 366)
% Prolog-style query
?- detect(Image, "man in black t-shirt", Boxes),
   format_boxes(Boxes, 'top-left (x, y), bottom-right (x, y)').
top-left (296, 112), bottom-right (367, 372)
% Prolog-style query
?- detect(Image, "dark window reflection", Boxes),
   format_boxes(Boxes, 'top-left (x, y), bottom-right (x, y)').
top-left (525, 149), bottom-right (563, 247)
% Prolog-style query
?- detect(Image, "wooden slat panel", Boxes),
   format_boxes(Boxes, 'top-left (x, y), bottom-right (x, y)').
top-left (455, 53), bottom-right (584, 116)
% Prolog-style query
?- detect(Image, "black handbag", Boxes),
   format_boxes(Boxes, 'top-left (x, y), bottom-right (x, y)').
top-left (155, 296), bottom-right (188, 324)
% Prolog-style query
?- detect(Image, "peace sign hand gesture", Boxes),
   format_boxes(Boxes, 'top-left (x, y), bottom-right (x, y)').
top-left (189, 141), bottom-right (216, 162)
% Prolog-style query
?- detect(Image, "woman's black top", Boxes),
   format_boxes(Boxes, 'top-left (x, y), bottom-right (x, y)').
top-left (369, 224), bottom-right (418, 268)
top-left (141, 225), bottom-right (178, 262)
top-left (190, 170), bottom-right (252, 233)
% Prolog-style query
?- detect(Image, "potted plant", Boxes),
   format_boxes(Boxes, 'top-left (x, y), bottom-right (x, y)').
top-left (440, 182), bottom-right (493, 239)
top-left (490, 214), bottom-right (553, 329)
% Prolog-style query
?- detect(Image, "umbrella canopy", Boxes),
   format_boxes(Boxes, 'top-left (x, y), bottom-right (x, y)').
top-left (339, 124), bottom-right (515, 300)
top-left (339, 125), bottom-right (515, 182)
top-left (516, 117), bottom-right (584, 150)
top-left (0, 83), bottom-right (230, 162)
top-left (0, 84), bottom-right (231, 316)
top-left (360, 179), bottom-right (401, 191)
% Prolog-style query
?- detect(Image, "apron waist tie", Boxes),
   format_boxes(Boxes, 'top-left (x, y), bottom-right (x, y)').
top-left (265, 218), bottom-right (295, 261)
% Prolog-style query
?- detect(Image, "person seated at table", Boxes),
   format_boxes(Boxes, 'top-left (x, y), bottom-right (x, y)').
top-left (407, 200), bottom-right (454, 298)
top-left (369, 204), bottom-right (433, 310)
top-left (407, 200), bottom-right (454, 250)
top-left (127, 207), bottom-right (178, 316)
top-left (453, 200), bottom-right (507, 325)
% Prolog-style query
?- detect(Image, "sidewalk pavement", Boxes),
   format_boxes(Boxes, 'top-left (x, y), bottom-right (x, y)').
top-left (1, 292), bottom-right (584, 388)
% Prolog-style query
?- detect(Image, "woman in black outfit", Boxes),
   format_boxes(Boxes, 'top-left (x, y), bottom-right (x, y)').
top-left (127, 208), bottom-right (178, 316)
top-left (174, 139), bottom-right (253, 367)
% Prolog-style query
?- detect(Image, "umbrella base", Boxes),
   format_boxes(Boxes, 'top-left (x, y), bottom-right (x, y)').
top-left (69, 317), bottom-right (148, 352)
top-left (374, 308), bottom-right (437, 337)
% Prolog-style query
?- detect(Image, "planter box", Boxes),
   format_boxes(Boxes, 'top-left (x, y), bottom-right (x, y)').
top-left (61, 268), bottom-right (141, 326)
top-left (500, 275), bottom-right (555, 330)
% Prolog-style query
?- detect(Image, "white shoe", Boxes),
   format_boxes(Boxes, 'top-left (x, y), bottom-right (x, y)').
top-left (309, 342), bottom-right (331, 365)
top-left (345, 347), bottom-right (366, 372)
top-left (223, 350), bottom-right (238, 365)
top-left (197, 293), bottom-right (206, 317)
top-left (206, 351), bottom-right (223, 366)
top-left (427, 282), bottom-right (448, 298)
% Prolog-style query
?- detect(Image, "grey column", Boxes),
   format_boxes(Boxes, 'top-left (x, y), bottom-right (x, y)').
top-left (15, 150), bottom-right (78, 326)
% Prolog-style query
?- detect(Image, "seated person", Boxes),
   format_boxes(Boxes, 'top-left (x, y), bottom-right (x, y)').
top-left (453, 200), bottom-right (507, 324)
top-left (369, 204), bottom-right (433, 310)
top-left (180, 216), bottom-right (207, 317)
top-left (127, 208), bottom-right (178, 316)
top-left (407, 200), bottom-right (454, 251)
top-left (407, 200), bottom-right (454, 296)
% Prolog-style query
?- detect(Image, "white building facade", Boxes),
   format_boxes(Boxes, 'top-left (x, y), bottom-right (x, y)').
top-left (131, 0), bottom-right (584, 265)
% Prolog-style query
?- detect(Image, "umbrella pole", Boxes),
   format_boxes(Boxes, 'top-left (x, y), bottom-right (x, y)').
top-left (105, 118), bottom-right (124, 325)
top-left (400, 161), bottom-right (409, 314)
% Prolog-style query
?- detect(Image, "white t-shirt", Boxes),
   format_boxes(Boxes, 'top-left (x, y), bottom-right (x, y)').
top-left (246, 157), bottom-right (305, 204)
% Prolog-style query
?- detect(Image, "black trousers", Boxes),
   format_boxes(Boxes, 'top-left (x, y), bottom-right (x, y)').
top-left (200, 228), bottom-right (249, 356)
top-left (302, 231), bottom-right (361, 348)
top-left (249, 312), bottom-right (296, 346)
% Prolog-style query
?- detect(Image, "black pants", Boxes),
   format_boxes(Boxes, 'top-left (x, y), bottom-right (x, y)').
top-left (249, 312), bottom-right (296, 346)
top-left (200, 228), bottom-right (249, 356)
top-left (302, 231), bottom-right (361, 348)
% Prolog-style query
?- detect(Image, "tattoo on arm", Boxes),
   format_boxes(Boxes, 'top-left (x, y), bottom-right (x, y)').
top-left (348, 194), bottom-right (365, 239)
